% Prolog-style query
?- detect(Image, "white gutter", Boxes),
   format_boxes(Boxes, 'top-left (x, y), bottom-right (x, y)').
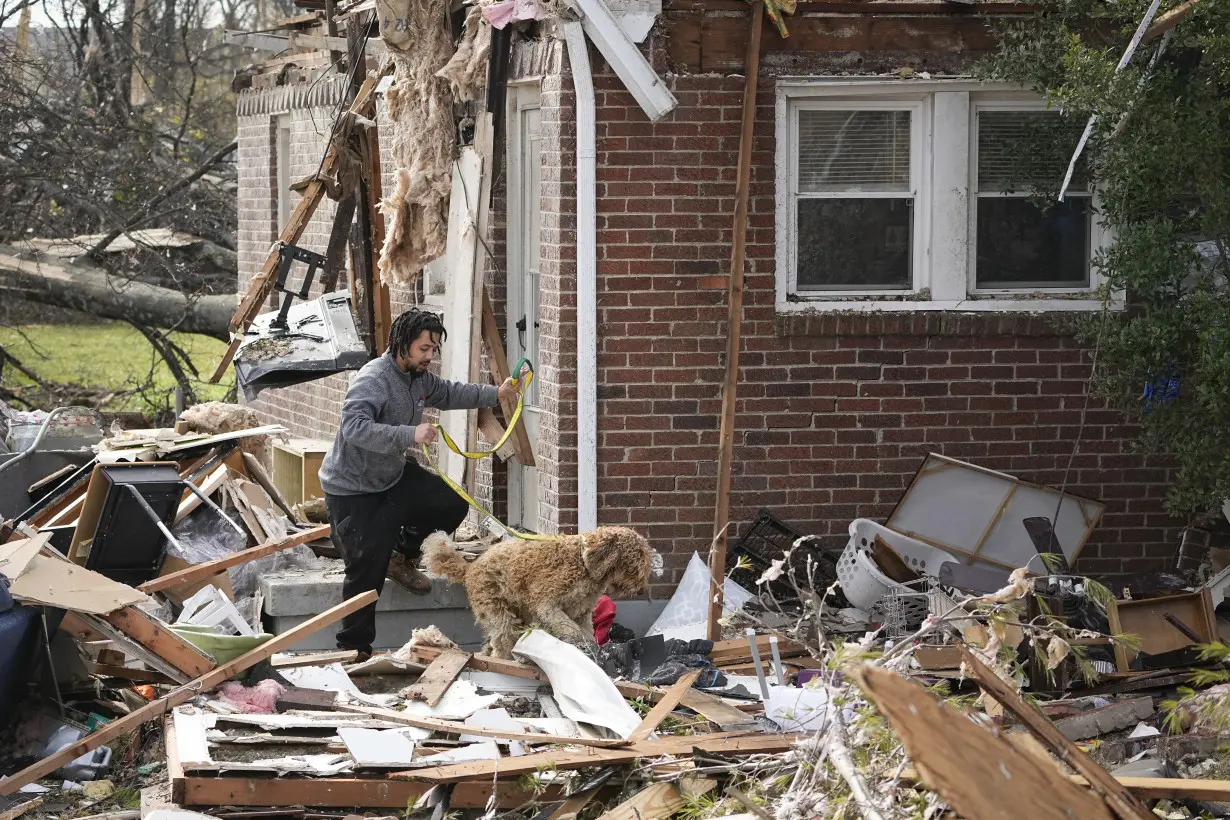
top-left (562, 22), bottom-right (598, 532)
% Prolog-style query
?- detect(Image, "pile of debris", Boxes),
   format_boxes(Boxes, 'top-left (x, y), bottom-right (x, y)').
top-left (1, 411), bottom-right (1230, 819)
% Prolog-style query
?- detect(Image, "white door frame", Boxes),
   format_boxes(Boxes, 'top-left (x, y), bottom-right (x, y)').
top-left (506, 81), bottom-right (542, 531)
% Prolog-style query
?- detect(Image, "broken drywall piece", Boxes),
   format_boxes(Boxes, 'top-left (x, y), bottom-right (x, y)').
top-left (278, 663), bottom-right (400, 708)
top-left (513, 630), bottom-right (641, 740)
top-left (172, 708), bottom-right (215, 768)
top-left (400, 678), bottom-right (500, 722)
top-left (0, 535), bottom-right (151, 615)
top-left (460, 669), bottom-right (541, 695)
top-left (459, 708), bottom-right (525, 745)
top-left (338, 727), bottom-right (418, 768)
top-left (415, 739), bottom-right (500, 764)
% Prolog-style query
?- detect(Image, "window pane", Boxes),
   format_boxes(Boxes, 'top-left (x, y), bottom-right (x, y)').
top-left (797, 198), bottom-right (912, 290)
top-left (977, 110), bottom-right (1088, 193)
top-left (798, 110), bottom-right (911, 193)
top-left (975, 196), bottom-right (1090, 288)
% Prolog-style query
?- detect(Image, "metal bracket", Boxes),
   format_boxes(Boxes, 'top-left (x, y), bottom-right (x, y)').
top-left (271, 244), bottom-right (329, 332)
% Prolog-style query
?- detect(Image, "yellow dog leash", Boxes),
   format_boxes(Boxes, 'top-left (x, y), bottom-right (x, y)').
top-left (421, 359), bottom-right (555, 540)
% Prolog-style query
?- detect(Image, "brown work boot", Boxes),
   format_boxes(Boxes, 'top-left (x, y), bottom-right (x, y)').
top-left (387, 553), bottom-right (433, 594)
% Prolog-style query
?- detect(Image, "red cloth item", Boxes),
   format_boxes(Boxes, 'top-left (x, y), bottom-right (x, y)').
top-left (592, 595), bottom-right (616, 645)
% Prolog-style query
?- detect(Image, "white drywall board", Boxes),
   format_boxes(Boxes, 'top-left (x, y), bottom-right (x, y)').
top-left (338, 727), bottom-right (418, 767)
top-left (885, 454), bottom-right (1103, 571)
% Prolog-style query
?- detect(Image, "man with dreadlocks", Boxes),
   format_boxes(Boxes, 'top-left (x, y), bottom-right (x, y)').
top-left (318, 308), bottom-right (521, 658)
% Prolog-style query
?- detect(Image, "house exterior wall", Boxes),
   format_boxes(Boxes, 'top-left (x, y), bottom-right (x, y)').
top-left (545, 34), bottom-right (1179, 594)
top-left (234, 12), bottom-right (1181, 593)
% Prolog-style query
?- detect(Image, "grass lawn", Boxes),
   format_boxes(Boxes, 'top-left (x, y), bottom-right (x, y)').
top-left (0, 322), bottom-right (234, 420)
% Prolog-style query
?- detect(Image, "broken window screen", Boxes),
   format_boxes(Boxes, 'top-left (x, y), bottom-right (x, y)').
top-left (795, 109), bottom-right (913, 291)
top-left (975, 110), bottom-right (1091, 289)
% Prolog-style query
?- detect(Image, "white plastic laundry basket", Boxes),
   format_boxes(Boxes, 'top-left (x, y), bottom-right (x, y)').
top-left (837, 519), bottom-right (961, 612)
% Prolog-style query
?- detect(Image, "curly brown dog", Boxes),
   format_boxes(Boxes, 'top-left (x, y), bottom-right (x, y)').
top-left (422, 527), bottom-right (654, 658)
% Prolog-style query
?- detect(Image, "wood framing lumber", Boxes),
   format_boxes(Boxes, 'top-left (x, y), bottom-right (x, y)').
top-left (597, 778), bottom-right (716, 820)
top-left (628, 669), bottom-right (703, 741)
top-left (103, 607), bottom-right (215, 678)
top-left (403, 651), bottom-right (471, 706)
top-left (88, 663), bottom-right (175, 684)
top-left (391, 733), bottom-right (801, 783)
top-left (360, 107), bottom-right (392, 354)
top-left (564, 0), bottom-right (678, 121)
top-left (1144, 0), bottom-right (1200, 40)
top-left (481, 286), bottom-right (535, 465)
top-left (958, 645), bottom-right (1154, 820)
top-left (464, 114), bottom-right (495, 496)
top-left (854, 664), bottom-right (1114, 820)
top-left (138, 525), bottom-right (330, 594)
top-left (548, 787), bottom-right (602, 820)
top-left (270, 649), bottom-right (358, 668)
top-left (223, 29), bottom-right (350, 52)
top-left (209, 69), bottom-right (387, 383)
top-left (176, 774), bottom-right (560, 809)
top-left (337, 705), bottom-right (629, 748)
top-left (899, 767), bottom-right (1230, 803)
top-left (0, 590), bottom-right (376, 796)
top-left (708, 0), bottom-right (763, 641)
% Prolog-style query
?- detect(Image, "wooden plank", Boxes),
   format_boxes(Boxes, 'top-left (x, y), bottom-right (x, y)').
top-left (958, 646), bottom-right (1154, 820)
top-left (629, 669), bottom-right (702, 742)
top-left (26, 464), bottom-right (76, 498)
top-left (1144, 0), bottom-right (1200, 40)
top-left (137, 525), bottom-right (330, 594)
top-left (174, 463), bottom-right (228, 524)
top-left (89, 664), bottom-right (175, 684)
top-left (0, 590), bottom-right (377, 796)
top-left (338, 704), bottom-right (629, 748)
top-left (176, 773), bottom-right (559, 809)
top-left (390, 733), bottom-right (798, 783)
top-left (209, 69), bottom-right (387, 383)
top-left (597, 778), bottom-right (716, 820)
top-left (708, 1), bottom-right (762, 642)
top-left (403, 651), bottom-right (471, 706)
top-left (481, 286), bottom-right (536, 466)
top-left (270, 650), bottom-right (358, 669)
top-left (710, 635), bottom-right (807, 663)
top-left (60, 611), bottom-right (110, 642)
top-left (101, 607), bottom-right (217, 679)
top-left (853, 663), bottom-right (1114, 820)
top-left (900, 766), bottom-right (1230, 803)
top-left (465, 114), bottom-right (496, 496)
top-left (548, 788), bottom-right (601, 820)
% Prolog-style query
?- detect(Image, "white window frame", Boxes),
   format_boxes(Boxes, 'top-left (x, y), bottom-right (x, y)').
top-left (773, 78), bottom-right (1123, 314)
top-left (786, 97), bottom-right (929, 297)
top-left (968, 94), bottom-right (1108, 296)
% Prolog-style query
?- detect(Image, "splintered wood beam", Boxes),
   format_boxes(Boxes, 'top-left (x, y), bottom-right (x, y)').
top-left (337, 704), bottom-right (629, 748)
top-left (958, 646), bottom-right (1155, 820)
top-left (708, 0), bottom-right (764, 641)
top-left (402, 651), bottom-right (471, 706)
top-left (209, 68), bottom-right (387, 383)
top-left (101, 606), bottom-right (217, 679)
top-left (0, 591), bottom-right (377, 796)
top-left (628, 669), bottom-right (702, 741)
top-left (138, 525), bottom-right (330, 594)
top-left (481, 286), bottom-right (535, 466)
top-left (390, 733), bottom-right (798, 783)
top-left (596, 778), bottom-right (716, 820)
top-left (360, 104), bottom-right (392, 353)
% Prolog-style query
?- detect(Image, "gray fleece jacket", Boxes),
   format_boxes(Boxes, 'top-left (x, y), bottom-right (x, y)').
top-left (318, 351), bottom-right (499, 496)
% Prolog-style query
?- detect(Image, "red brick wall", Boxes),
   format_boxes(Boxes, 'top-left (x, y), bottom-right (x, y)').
top-left (565, 62), bottom-right (1179, 593)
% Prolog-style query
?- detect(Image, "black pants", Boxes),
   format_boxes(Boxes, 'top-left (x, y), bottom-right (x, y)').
top-left (325, 460), bottom-right (469, 653)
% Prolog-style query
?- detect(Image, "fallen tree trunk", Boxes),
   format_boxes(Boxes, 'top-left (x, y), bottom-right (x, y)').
top-left (0, 247), bottom-right (233, 339)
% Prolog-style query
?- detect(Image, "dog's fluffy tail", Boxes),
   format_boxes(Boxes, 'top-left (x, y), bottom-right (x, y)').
top-left (422, 531), bottom-right (469, 583)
